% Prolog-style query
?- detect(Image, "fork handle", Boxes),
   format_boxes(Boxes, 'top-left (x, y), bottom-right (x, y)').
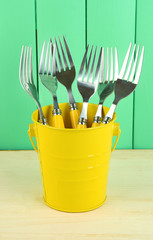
top-left (76, 102), bottom-right (88, 128)
top-left (91, 116), bottom-right (102, 128)
top-left (52, 109), bottom-right (65, 128)
top-left (91, 104), bottom-right (103, 128)
top-left (77, 123), bottom-right (87, 129)
top-left (77, 117), bottom-right (87, 129)
top-left (91, 122), bottom-right (100, 128)
top-left (52, 115), bottom-right (65, 128)
top-left (70, 109), bottom-right (80, 128)
top-left (102, 103), bottom-right (116, 124)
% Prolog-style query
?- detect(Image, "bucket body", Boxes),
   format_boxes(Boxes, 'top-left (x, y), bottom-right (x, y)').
top-left (28, 103), bottom-right (121, 212)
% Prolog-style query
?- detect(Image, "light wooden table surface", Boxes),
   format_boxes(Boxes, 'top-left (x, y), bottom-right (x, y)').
top-left (0, 150), bottom-right (153, 240)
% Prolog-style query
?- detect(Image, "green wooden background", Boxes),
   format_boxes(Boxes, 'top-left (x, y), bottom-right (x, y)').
top-left (0, 0), bottom-right (152, 150)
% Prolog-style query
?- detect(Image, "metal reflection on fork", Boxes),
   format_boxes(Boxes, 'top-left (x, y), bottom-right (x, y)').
top-left (19, 46), bottom-right (47, 125)
top-left (54, 36), bottom-right (80, 128)
top-left (39, 41), bottom-right (65, 128)
top-left (92, 47), bottom-right (119, 126)
top-left (39, 42), bottom-right (59, 113)
top-left (55, 36), bottom-right (76, 106)
top-left (102, 43), bottom-right (144, 124)
top-left (77, 45), bottom-right (102, 128)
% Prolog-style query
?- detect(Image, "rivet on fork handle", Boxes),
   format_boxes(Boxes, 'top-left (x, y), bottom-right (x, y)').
top-left (91, 116), bottom-right (102, 127)
top-left (102, 116), bottom-right (111, 124)
top-left (77, 118), bottom-right (87, 129)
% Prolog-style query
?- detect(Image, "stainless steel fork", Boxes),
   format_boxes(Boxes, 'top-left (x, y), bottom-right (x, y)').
top-left (19, 46), bottom-right (47, 125)
top-left (102, 43), bottom-right (144, 124)
top-left (54, 36), bottom-right (80, 128)
top-left (92, 47), bottom-right (119, 127)
top-left (39, 41), bottom-right (65, 128)
top-left (77, 45), bottom-right (102, 128)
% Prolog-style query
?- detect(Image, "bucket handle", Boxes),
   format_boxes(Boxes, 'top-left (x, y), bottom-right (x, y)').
top-left (111, 122), bottom-right (121, 153)
top-left (28, 123), bottom-right (38, 153)
top-left (28, 122), bottom-right (120, 153)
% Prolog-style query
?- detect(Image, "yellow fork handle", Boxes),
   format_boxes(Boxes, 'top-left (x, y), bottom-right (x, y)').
top-left (70, 109), bottom-right (80, 128)
top-left (28, 123), bottom-right (38, 153)
top-left (91, 122), bottom-right (100, 128)
top-left (52, 114), bottom-right (65, 128)
top-left (77, 123), bottom-right (87, 129)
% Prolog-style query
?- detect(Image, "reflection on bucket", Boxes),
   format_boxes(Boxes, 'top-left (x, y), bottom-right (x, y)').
top-left (28, 103), bottom-right (121, 212)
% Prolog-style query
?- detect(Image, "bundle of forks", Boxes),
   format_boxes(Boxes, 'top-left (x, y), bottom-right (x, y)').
top-left (19, 36), bottom-right (144, 129)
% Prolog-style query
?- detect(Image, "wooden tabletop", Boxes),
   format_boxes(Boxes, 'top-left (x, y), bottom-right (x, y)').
top-left (0, 150), bottom-right (153, 240)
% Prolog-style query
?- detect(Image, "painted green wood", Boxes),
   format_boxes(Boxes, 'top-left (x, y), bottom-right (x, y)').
top-left (0, 0), bottom-right (37, 149)
top-left (134, 0), bottom-right (153, 149)
top-left (0, 0), bottom-right (152, 150)
top-left (87, 0), bottom-right (136, 149)
top-left (36, 0), bottom-right (85, 107)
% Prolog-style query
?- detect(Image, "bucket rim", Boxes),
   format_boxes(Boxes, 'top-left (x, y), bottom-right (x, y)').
top-left (31, 102), bottom-right (117, 131)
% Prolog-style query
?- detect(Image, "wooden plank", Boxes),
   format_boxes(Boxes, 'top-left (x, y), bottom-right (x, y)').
top-left (37, 0), bottom-right (85, 106)
top-left (0, 150), bottom-right (153, 239)
top-left (134, 0), bottom-right (153, 149)
top-left (0, 0), bottom-right (37, 149)
top-left (87, 0), bottom-right (136, 148)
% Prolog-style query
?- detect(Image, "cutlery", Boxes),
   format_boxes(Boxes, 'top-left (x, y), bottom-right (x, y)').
top-left (102, 43), bottom-right (144, 124)
top-left (19, 46), bottom-right (47, 125)
top-left (54, 36), bottom-right (80, 128)
top-left (39, 41), bottom-right (65, 128)
top-left (77, 45), bottom-right (102, 128)
top-left (92, 47), bottom-right (119, 127)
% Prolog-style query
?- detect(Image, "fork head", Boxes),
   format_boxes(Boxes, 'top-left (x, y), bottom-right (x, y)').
top-left (19, 45), bottom-right (39, 103)
top-left (54, 36), bottom-right (75, 89)
top-left (98, 47), bottom-right (119, 104)
top-left (113, 43), bottom-right (144, 104)
top-left (39, 41), bottom-right (58, 96)
top-left (77, 45), bottom-right (102, 102)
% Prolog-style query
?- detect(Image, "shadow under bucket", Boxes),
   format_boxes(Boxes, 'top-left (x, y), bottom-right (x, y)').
top-left (28, 103), bottom-right (121, 212)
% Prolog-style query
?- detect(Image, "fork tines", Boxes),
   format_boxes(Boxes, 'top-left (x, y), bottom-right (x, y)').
top-left (77, 45), bottom-right (102, 86)
top-left (19, 46), bottom-right (34, 91)
top-left (39, 41), bottom-right (56, 76)
top-left (53, 36), bottom-right (74, 72)
top-left (118, 43), bottom-right (144, 84)
top-left (99, 47), bottom-right (119, 84)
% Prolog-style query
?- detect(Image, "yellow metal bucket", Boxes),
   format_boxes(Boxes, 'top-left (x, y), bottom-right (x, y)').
top-left (28, 103), bottom-right (121, 212)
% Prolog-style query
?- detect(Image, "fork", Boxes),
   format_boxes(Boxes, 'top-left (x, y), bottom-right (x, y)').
top-left (102, 43), bottom-right (144, 124)
top-left (19, 46), bottom-right (47, 125)
top-left (54, 36), bottom-right (80, 128)
top-left (39, 41), bottom-right (65, 128)
top-left (92, 47), bottom-right (119, 127)
top-left (77, 45), bottom-right (102, 128)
